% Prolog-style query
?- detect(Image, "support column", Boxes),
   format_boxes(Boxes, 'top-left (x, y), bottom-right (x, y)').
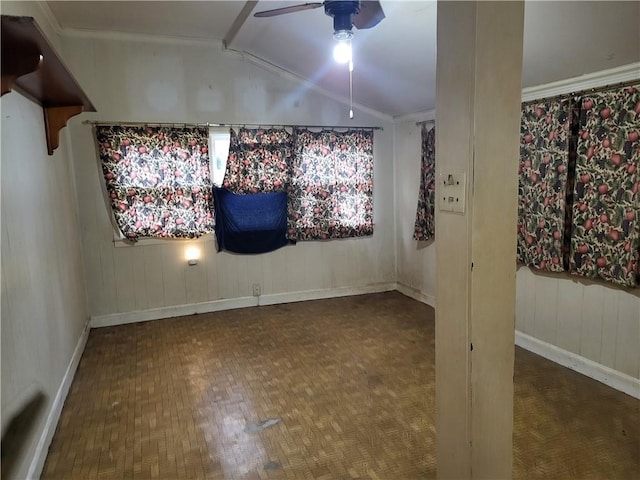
top-left (435, 2), bottom-right (524, 479)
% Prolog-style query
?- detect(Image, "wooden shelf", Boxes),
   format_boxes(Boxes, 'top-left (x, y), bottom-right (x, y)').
top-left (1, 15), bottom-right (96, 155)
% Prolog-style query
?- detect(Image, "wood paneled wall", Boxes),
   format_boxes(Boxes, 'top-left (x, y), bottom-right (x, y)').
top-left (394, 119), bottom-right (639, 383)
top-left (516, 267), bottom-right (640, 379)
top-left (1, 92), bottom-right (88, 480)
top-left (61, 34), bottom-right (396, 319)
top-left (393, 120), bottom-right (437, 305)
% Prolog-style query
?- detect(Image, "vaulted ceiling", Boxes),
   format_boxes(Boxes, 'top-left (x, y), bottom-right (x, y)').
top-left (46, 1), bottom-right (640, 118)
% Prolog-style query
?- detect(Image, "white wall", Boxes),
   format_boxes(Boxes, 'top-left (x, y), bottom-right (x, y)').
top-left (393, 102), bottom-right (639, 390)
top-left (59, 33), bottom-right (396, 321)
top-left (1, 14), bottom-right (89, 480)
top-left (516, 268), bottom-right (640, 380)
top-left (394, 119), bottom-right (436, 306)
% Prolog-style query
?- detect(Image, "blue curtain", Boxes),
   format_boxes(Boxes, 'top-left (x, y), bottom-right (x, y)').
top-left (213, 188), bottom-right (289, 254)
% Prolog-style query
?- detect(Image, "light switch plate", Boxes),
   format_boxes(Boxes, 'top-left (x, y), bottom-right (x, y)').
top-left (439, 172), bottom-right (466, 214)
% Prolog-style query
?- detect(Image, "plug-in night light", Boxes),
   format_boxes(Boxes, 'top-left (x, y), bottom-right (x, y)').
top-left (185, 246), bottom-right (200, 266)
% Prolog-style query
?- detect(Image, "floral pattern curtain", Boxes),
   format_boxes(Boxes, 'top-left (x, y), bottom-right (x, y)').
top-left (222, 128), bottom-right (293, 193)
top-left (96, 126), bottom-right (214, 240)
top-left (517, 99), bottom-right (572, 272)
top-left (288, 129), bottom-right (374, 241)
top-left (413, 125), bottom-right (436, 241)
top-left (570, 86), bottom-right (640, 287)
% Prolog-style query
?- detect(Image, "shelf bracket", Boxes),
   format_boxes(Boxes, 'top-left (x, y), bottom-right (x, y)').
top-left (44, 105), bottom-right (84, 155)
top-left (1, 15), bottom-right (96, 155)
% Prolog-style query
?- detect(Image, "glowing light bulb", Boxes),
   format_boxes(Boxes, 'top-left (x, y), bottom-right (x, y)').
top-left (333, 40), bottom-right (352, 64)
top-left (185, 246), bottom-right (200, 265)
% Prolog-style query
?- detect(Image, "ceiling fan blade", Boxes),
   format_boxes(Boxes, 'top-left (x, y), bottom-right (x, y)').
top-left (353, 0), bottom-right (385, 29)
top-left (253, 2), bottom-right (324, 18)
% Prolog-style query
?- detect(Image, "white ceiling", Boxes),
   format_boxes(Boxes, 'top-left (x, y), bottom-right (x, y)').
top-left (46, 1), bottom-right (640, 118)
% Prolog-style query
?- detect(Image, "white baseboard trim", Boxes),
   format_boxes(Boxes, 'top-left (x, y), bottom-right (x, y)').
top-left (259, 283), bottom-right (397, 307)
top-left (27, 320), bottom-right (91, 479)
top-left (395, 282), bottom-right (436, 308)
top-left (515, 331), bottom-right (640, 399)
top-left (91, 282), bottom-right (397, 328)
top-left (91, 297), bottom-right (259, 328)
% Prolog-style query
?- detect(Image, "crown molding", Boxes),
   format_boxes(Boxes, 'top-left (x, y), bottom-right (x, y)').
top-left (61, 28), bottom-right (226, 50)
top-left (521, 62), bottom-right (640, 102)
top-left (392, 62), bottom-right (640, 124)
top-left (36, 0), bottom-right (62, 36)
top-left (393, 109), bottom-right (436, 124)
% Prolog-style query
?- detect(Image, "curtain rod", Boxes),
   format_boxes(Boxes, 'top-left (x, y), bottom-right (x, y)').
top-left (523, 78), bottom-right (639, 105)
top-left (82, 120), bottom-right (382, 131)
top-left (415, 119), bottom-right (435, 126)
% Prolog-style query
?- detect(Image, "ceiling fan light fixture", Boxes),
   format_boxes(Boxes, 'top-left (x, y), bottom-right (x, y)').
top-left (333, 28), bottom-right (353, 41)
top-left (333, 38), bottom-right (352, 64)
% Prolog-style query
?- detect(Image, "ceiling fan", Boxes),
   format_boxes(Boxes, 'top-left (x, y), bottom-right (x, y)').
top-left (254, 1), bottom-right (385, 38)
top-left (254, 1), bottom-right (385, 119)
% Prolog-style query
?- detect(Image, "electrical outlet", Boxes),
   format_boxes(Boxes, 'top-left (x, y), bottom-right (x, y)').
top-left (252, 283), bottom-right (261, 297)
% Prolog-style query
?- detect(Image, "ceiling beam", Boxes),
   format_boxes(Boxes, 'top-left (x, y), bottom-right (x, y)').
top-left (223, 1), bottom-right (258, 49)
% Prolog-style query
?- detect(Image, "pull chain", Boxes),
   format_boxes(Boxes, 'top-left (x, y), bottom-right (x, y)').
top-left (349, 52), bottom-right (354, 119)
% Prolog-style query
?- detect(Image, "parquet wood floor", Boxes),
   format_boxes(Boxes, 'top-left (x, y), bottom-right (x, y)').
top-left (42, 292), bottom-right (639, 479)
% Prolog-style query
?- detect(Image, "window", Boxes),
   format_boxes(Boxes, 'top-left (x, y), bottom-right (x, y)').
top-left (209, 127), bottom-right (231, 188)
top-left (569, 88), bottom-right (640, 287)
top-left (96, 125), bottom-right (376, 247)
top-left (222, 127), bottom-right (293, 193)
top-left (413, 125), bottom-right (436, 241)
top-left (288, 129), bottom-right (374, 240)
top-left (517, 83), bottom-right (640, 287)
top-left (96, 126), bottom-right (214, 240)
top-left (517, 99), bottom-right (572, 272)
